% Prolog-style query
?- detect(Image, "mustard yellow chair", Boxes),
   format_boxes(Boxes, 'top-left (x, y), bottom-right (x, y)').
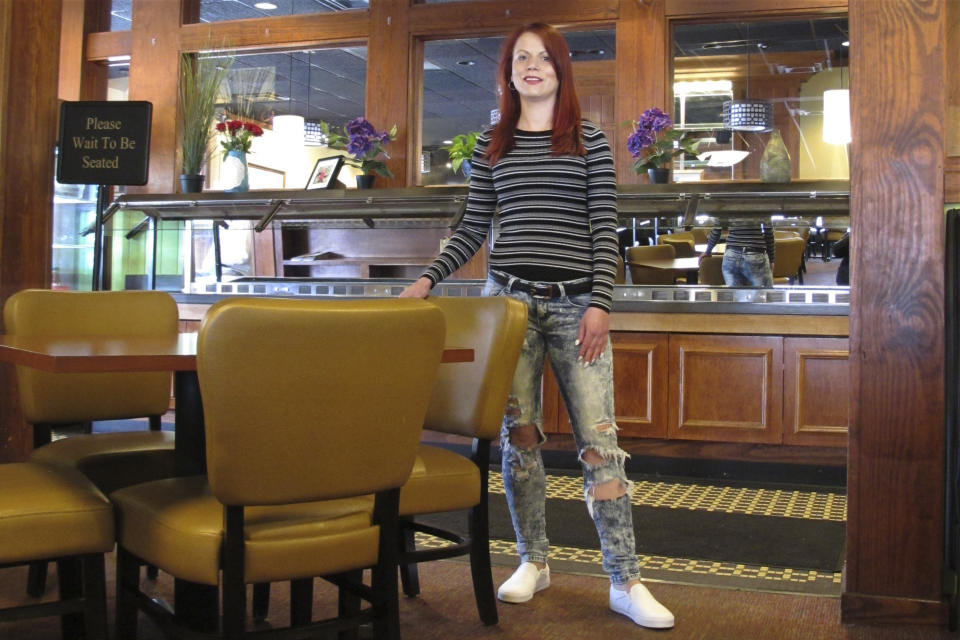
top-left (698, 255), bottom-right (725, 285)
top-left (394, 296), bottom-right (526, 626)
top-left (661, 236), bottom-right (696, 258)
top-left (0, 462), bottom-right (114, 638)
top-left (690, 228), bottom-right (709, 244)
top-left (4, 289), bottom-right (180, 596)
top-left (772, 236), bottom-right (806, 284)
top-left (615, 254), bottom-right (626, 285)
top-left (111, 298), bottom-right (445, 640)
top-left (626, 244), bottom-right (677, 285)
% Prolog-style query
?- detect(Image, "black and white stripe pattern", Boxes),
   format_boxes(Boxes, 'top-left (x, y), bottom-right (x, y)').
top-left (423, 121), bottom-right (619, 311)
top-left (705, 219), bottom-right (776, 262)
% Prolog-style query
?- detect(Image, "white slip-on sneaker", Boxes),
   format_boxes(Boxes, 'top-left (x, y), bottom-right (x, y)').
top-left (496, 562), bottom-right (550, 603)
top-left (609, 583), bottom-right (675, 629)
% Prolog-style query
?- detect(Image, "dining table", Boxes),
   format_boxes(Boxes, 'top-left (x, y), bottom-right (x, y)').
top-left (628, 256), bottom-right (703, 284)
top-left (0, 331), bottom-right (472, 631)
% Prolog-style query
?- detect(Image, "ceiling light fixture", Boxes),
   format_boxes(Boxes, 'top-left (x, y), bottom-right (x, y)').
top-left (254, 2), bottom-right (278, 9)
top-left (456, 60), bottom-right (475, 66)
top-left (722, 31), bottom-right (773, 132)
top-left (822, 68), bottom-right (851, 144)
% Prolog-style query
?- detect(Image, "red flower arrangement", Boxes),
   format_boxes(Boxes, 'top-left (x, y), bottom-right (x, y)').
top-left (216, 119), bottom-right (263, 157)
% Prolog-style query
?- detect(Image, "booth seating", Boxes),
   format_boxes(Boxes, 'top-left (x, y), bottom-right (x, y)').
top-left (772, 236), bottom-right (807, 285)
top-left (0, 462), bottom-right (113, 639)
top-left (111, 298), bottom-right (445, 640)
top-left (4, 290), bottom-right (180, 596)
top-left (395, 296), bottom-right (526, 625)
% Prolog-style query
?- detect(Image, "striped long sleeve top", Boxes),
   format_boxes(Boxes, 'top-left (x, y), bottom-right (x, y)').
top-left (422, 121), bottom-right (620, 312)
top-left (705, 219), bottom-right (776, 263)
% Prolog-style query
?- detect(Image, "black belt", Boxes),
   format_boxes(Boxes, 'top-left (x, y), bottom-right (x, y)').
top-left (490, 271), bottom-right (592, 299)
top-left (726, 246), bottom-right (767, 254)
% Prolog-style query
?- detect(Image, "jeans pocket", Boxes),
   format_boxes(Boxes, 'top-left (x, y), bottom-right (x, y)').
top-left (565, 293), bottom-right (592, 309)
top-left (483, 280), bottom-right (507, 297)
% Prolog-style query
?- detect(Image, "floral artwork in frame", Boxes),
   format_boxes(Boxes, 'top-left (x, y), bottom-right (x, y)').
top-left (306, 156), bottom-right (344, 189)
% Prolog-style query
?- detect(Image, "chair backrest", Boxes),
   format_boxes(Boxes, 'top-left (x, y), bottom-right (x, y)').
top-left (197, 297), bottom-right (445, 506)
top-left (774, 229), bottom-right (800, 240)
top-left (661, 236), bottom-right (696, 258)
top-left (615, 255), bottom-right (626, 285)
top-left (657, 231), bottom-right (694, 245)
top-left (699, 255), bottom-right (725, 285)
top-left (3, 290), bottom-right (178, 424)
top-left (690, 228), bottom-right (709, 244)
top-left (772, 236), bottom-right (806, 279)
top-left (626, 244), bottom-right (676, 285)
top-left (421, 297), bottom-right (526, 441)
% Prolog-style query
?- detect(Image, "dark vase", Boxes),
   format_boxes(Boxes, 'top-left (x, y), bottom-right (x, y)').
top-left (356, 174), bottom-right (375, 189)
top-left (647, 167), bottom-right (670, 184)
top-left (179, 174), bottom-right (204, 193)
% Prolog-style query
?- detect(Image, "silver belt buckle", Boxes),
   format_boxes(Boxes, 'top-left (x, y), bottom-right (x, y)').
top-left (531, 283), bottom-right (554, 299)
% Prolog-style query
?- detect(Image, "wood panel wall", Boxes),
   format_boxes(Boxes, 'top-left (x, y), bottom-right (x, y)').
top-left (844, 0), bottom-right (947, 624)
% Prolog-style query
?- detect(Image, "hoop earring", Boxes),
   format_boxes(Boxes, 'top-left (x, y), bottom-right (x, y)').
top-left (508, 80), bottom-right (517, 91)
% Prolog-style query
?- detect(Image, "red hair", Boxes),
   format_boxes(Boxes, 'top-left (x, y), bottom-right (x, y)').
top-left (486, 23), bottom-right (585, 164)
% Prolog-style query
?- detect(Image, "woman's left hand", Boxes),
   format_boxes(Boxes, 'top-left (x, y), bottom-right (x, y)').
top-left (577, 307), bottom-right (609, 365)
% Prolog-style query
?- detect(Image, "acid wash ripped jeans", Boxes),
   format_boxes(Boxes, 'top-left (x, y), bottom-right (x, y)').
top-left (485, 270), bottom-right (641, 586)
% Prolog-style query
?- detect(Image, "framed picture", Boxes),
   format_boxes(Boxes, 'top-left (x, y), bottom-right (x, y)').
top-left (306, 156), bottom-right (344, 189)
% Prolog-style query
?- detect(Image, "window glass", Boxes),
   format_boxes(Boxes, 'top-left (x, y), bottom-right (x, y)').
top-left (192, 0), bottom-right (368, 23)
top-left (419, 28), bottom-right (615, 186)
top-left (672, 17), bottom-right (850, 182)
top-left (108, 0), bottom-right (131, 31)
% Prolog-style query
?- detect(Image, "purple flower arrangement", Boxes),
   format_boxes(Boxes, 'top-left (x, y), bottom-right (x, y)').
top-left (627, 108), bottom-right (696, 173)
top-left (321, 117), bottom-right (398, 179)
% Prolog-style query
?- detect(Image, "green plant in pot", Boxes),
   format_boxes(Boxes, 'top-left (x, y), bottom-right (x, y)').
top-left (444, 131), bottom-right (480, 180)
top-left (177, 52), bottom-right (232, 192)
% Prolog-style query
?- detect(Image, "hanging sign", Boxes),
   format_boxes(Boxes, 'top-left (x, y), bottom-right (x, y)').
top-left (57, 101), bottom-right (152, 185)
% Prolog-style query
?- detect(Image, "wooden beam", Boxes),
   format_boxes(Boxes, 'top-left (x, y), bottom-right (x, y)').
top-left (407, 0), bottom-right (618, 37)
top-left (843, 0), bottom-right (947, 623)
top-left (86, 29), bottom-right (131, 61)
top-left (366, 0), bottom-right (410, 187)
top-left (665, 0), bottom-right (847, 19)
top-left (178, 11), bottom-right (369, 52)
top-left (60, 0), bottom-right (108, 102)
top-left (0, 0), bottom-right (60, 461)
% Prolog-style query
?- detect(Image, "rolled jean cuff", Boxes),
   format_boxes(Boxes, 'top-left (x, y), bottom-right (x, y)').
top-left (609, 570), bottom-right (643, 586)
top-left (520, 553), bottom-right (549, 565)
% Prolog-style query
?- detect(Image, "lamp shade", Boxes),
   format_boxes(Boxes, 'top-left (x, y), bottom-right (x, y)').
top-left (822, 89), bottom-right (851, 144)
top-left (722, 99), bottom-right (773, 132)
top-left (272, 114), bottom-right (305, 148)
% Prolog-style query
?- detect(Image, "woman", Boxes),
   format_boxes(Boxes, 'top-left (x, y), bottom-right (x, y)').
top-left (401, 22), bottom-right (674, 630)
top-left (699, 219), bottom-right (775, 287)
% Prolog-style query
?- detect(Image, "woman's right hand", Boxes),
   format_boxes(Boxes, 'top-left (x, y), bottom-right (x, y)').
top-left (399, 276), bottom-right (432, 299)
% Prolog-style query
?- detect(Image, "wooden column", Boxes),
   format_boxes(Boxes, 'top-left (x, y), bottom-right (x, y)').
top-left (128, 0), bottom-right (180, 193)
top-left (843, 0), bottom-right (947, 624)
top-left (367, 0), bottom-right (411, 187)
top-left (59, 0), bottom-right (109, 102)
top-left (616, 0), bottom-right (667, 183)
top-left (0, 0), bottom-right (61, 461)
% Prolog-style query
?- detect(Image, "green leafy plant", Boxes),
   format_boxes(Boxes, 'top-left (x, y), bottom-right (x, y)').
top-left (444, 131), bottom-right (480, 178)
top-left (178, 52), bottom-right (232, 176)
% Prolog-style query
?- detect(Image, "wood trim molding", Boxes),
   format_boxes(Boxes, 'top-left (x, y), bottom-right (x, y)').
top-left (665, 0), bottom-right (847, 19)
top-left (946, 156), bottom-right (960, 203)
top-left (611, 312), bottom-right (849, 336)
top-left (841, 593), bottom-right (948, 626)
top-left (178, 11), bottom-right (369, 52)
top-left (407, 0), bottom-right (618, 37)
top-left (85, 30), bottom-right (131, 61)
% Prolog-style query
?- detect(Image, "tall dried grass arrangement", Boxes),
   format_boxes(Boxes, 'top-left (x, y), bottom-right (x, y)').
top-left (178, 52), bottom-right (232, 176)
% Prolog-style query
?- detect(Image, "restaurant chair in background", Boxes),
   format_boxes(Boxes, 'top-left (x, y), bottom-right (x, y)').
top-left (4, 289), bottom-right (180, 596)
top-left (698, 255), bottom-right (725, 285)
top-left (396, 296), bottom-right (526, 625)
top-left (0, 462), bottom-right (114, 638)
top-left (111, 298), bottom-right (445, 640)
top-left (626, 244), bottom-right (677, 285)
top-left (661, 236), bottom-right (696, 258)
top-left (615, 255), bottom-right (626, 285)
top-left (772, 236), bottom-right (806, 285)
top-left (690, 228), bottom-right (709, 244)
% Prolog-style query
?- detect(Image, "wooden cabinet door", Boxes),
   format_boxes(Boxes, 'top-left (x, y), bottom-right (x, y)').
top-left (541, 332), bottom-right (667, 438)
top-left (667, 334), bottom-right (783, 444)
top-left (782, 337), bottom-right (849, 447)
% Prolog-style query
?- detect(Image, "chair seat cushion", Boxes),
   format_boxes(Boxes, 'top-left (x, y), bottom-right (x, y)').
top-left (111, 476), bottom-right (379, 585)
top-left (30, 431), bottom-right (178, 494)
top-left (0, 463), bottom-right (114, 564)
top-left (399, 445), bottom-right (480, 516)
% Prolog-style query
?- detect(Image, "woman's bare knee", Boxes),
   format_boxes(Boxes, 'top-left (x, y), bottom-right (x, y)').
top-left (589, 478), bottom-right (626, 501)
top-left (508, 424), bottom-right (539, 449)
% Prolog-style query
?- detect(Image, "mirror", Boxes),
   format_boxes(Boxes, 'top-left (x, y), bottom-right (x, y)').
top-left (660, 15), bottom-right (850, 288)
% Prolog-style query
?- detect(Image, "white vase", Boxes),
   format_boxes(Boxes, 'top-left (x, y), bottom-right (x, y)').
top-left (221, 150), bottom-right (248, 192)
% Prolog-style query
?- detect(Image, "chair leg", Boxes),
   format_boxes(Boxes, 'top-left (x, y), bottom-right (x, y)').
top-left (57, 556), bottom-right (84, 640)
top-left (221, 506), bottom-right (246, 640)
top-left (290, 578), bottom-right (312, 626)
top-left (116, 547), bottom-right (141, 640)
top-left (148, 415), bottom-right (162, 431)
top-left (338, 570), bottom-right (362, 640)
top-left (371, 490), bottom-right (401, 640)
top-left (145, 565), bottom-right (159, 580)
top-left (470, 438), bottom-right (498, 625)
top-left (27, 561), bottom-right (47, 597)
top-left (398, 517), bottom-right (420, 597)
top-left (252, 582), bottom-right (271, 621)
top-left (81, 554), bottom-right (108, 640)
